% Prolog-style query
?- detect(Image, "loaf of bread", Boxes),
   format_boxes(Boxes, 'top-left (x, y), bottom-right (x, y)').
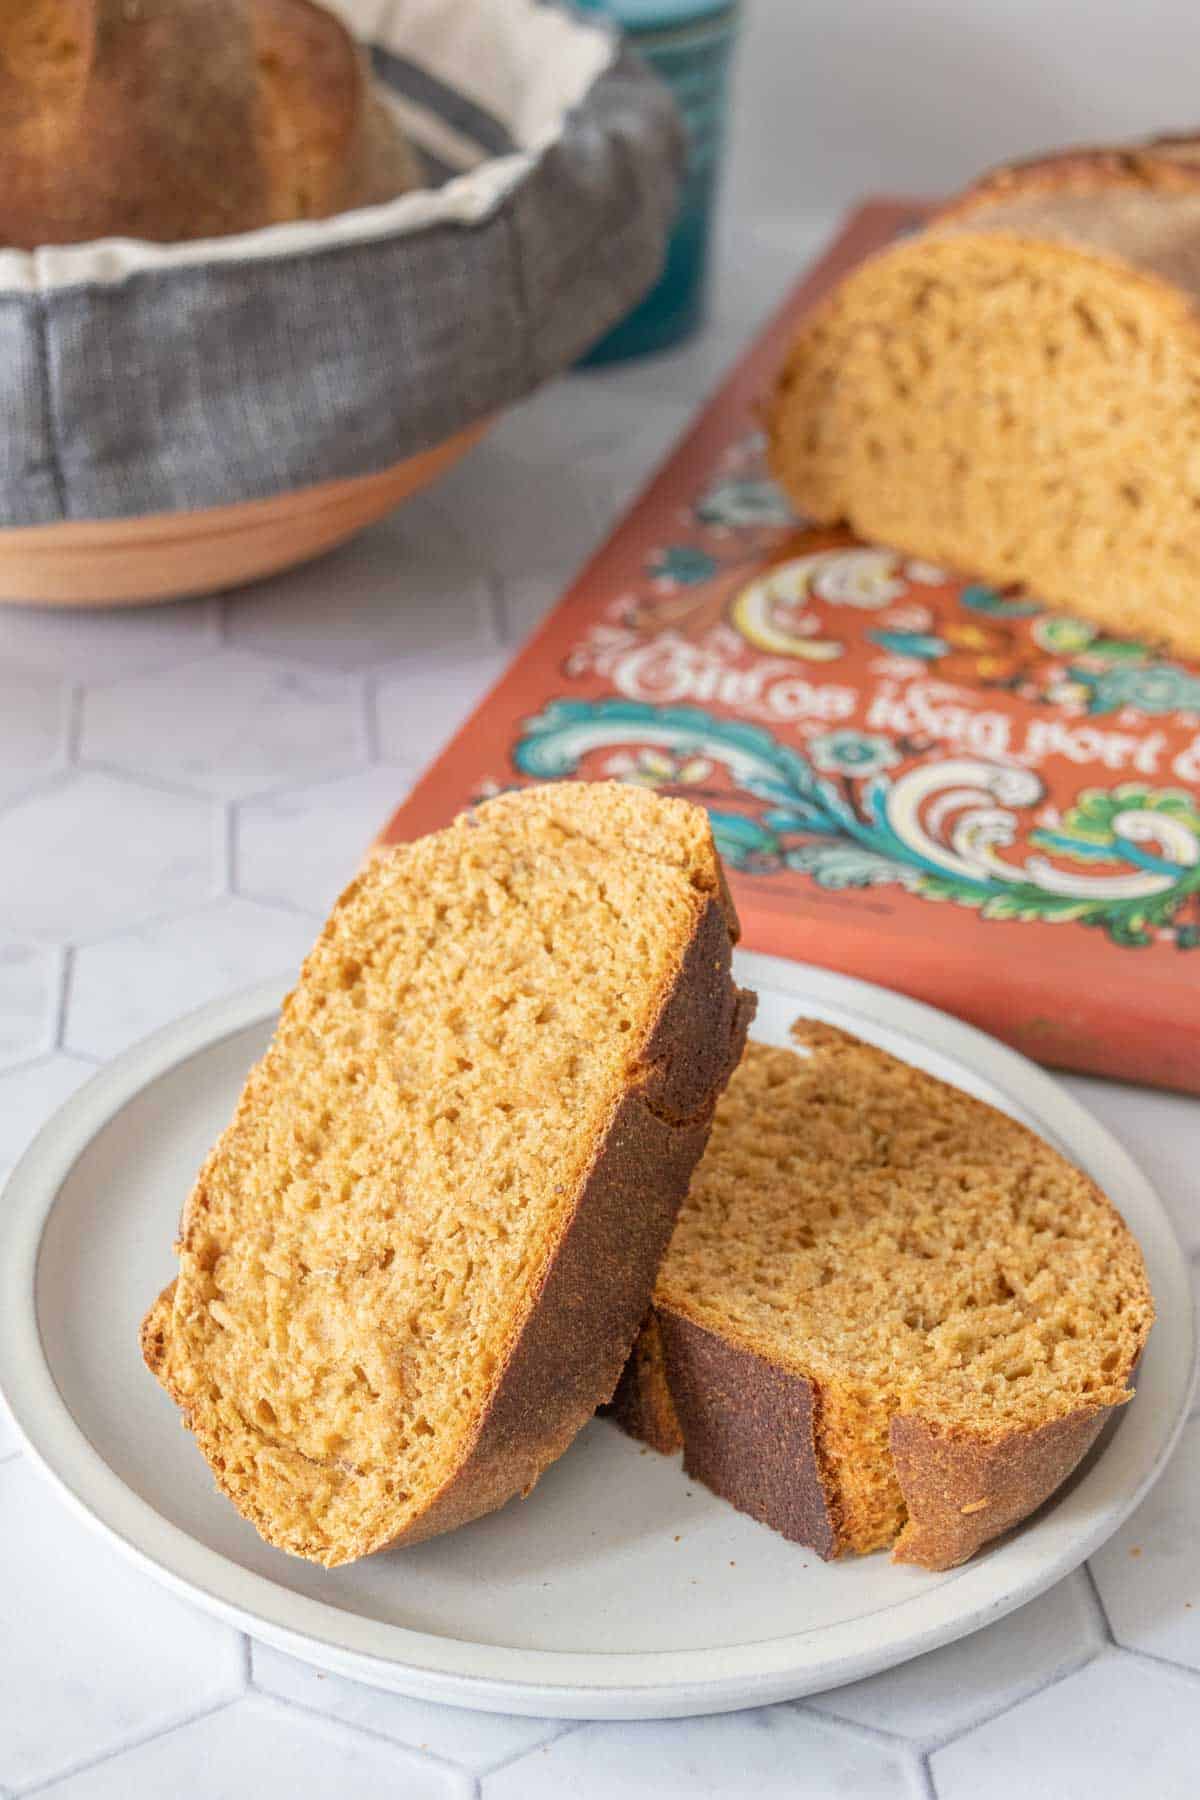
top-left (142, 782), bottom-right (753, 1566)
top-left (608, 1025), bottom-right (1153, 1569)
top-left (767, 134), bottom-right (1200, 659)
top-left (1, 0), bottom-right (419, 248)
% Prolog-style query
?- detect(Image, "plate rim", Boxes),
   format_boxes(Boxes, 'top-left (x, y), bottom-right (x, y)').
top-left (0, 952), bottom-right (1193, 1720)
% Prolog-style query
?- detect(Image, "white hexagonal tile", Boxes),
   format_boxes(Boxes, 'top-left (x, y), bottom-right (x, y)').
top-left (226, 500), bottom-right (495, 670)
top-left (1090, 1413), bottom-right (1200, 1670)
top-left (0, 772), bottom-right (217, 944)
top-left (374, 647), bottom-right (508, 771)
top-left (66, 899), bottom-right (318, 1061)
top-left (930, 1649), bottom-right (1200, 1800)
top-left (808, 1570), bottom-right (1101, 1743)
top-left (80, 652), bottom-right (365, 801)
top-left (0, 1457), bottom-right (244, 1791)
top-left (0, 597), bottom-right (217, 681)
top-left (431, 433), bottom-right (608, 589)
top-left (0, 943), bottom-right (58, 1070)
top-left (252, 1643), bottom-right (560, 1775)
top-left (0, 662), bottom-right (68, 804)
top-left (1063, 1075), bottom-right (1200, 1255)
top-left (483, 1708), bottom-right (914, 1800)
top-left (0, 1052), bottom-right (95, 1171)
top-left (496, 569), bottom-right (568, 646)
top-left (578, 400), bottom-right (698, 529)
top-left (36, 1693), bottom-right (466, 1799)
top-left (495, 376), bottom-right (657, 468)
top-left (236, 765), bottom-right (410, 915)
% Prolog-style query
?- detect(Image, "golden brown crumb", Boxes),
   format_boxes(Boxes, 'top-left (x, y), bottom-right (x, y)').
top-left (767, 191), bottom-right (1200, 659)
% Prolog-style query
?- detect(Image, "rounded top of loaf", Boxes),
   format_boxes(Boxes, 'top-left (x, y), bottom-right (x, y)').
top-left (935, 131), bottom-right (1200, 225)
top-left (0, 0), bottom-right (420, 249)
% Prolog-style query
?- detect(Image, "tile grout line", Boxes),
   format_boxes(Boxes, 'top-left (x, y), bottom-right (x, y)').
top-left (0, 1045), bottom-right (101, 1077)
top-left (350, 668), bottom-right (373, 774)
top-left (221, 801), bottom-right (238, 900)
top-left (472, 1720), bottom-right (587, 1782)
top-left (50, 946), bottom-right (72, 1054)
top-left (64, 682), bottom-right (85, 767)
top-left (485, 569), bottom-right (512, 648)
top-left (226, 883), bottom-right (325, 925)
top-left (74, 647), bottom-right (230, 696)
top-left (1080, 1559), bottom-right (1116, 1645)
top-left (63, 755), bottom-right (226, 808)
top-left (55, 897), bottom-right (275, 956)
top-left (893, 1637), bottom-right (1106, 1767)
top-left (71, 752), bottom-right (377, 811)
top-left (0, 766), bottom-right (76, 823)
top-left (787, 1705), bottom-right (944, 1799)
top-left (792, 1700), bottom-right (921, 1758)
top-left (1113, 1641), bottom-right (1200, 1687)
top-left (230, 639), bottom-right (476, 684)
top-left (914, 1749), bottom-right (938, 1799)
top-left (12, 1693), bottom-right (240, 1799)
top-left (243, 1686), bottom-right (475, 1790)
top-left (361, 669), bottom-right (382, 766)
top-left (218, 754), bottom-right (426, 820)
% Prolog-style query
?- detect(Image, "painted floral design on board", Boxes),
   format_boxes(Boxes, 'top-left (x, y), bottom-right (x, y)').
top-left (513, 700), bottom-right (1200, 948)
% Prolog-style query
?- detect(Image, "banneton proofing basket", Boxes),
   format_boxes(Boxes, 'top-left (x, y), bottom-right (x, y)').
top-left (0, 0), bottom-right (682, 605)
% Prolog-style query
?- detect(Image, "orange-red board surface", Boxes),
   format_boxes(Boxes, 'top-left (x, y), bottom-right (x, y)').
top-left (379, 201), bottom-right (1200, 1093)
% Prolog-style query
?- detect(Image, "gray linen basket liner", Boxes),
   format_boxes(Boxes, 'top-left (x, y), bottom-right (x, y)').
top-left (0, 0), bottom-right (683, 528)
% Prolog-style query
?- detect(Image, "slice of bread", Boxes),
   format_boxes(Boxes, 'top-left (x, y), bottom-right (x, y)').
top-left (142, 782), bottom-right (753, 1566)
top-left (608, 1024), bottom-right (1153, 1569)
top-left (766, 132), bottom-right (1200, 659)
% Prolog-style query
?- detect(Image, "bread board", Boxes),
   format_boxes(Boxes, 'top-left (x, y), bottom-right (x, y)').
top-left (0, 954), bottom-right (1190, 1719)
top-left (379, 201), bottom-right (1200, 1093)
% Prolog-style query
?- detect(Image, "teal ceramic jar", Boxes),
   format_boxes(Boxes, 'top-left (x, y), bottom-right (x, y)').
top-left (577, 0), bottom-right (740, 361)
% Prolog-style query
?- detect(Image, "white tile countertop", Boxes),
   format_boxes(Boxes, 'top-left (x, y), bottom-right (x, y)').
top-left (2, 202), bottom-right (1200, 1800)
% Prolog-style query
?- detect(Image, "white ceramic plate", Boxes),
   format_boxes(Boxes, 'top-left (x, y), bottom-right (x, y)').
top-left (0, 953), bottom-right (1192, 1720)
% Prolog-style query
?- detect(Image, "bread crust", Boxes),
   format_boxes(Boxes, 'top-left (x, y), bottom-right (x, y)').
top-left (145, 868), bottom-right (754, 1564)
top-left (615, 1307), bottom-right (1125, 1569)
top-left (654, 1310), bottom-right (842, 1561)
top-left (889, 1405), bottom-right (1112, 1570)
top-left (933, 134), bottom-right (1200, 225)
top-left (385, 899), bottom-right (755, 1551)
top-left (0, 0), bottom-right (416, 250)
top-left (604, 1308), bottom-right (684, 1456)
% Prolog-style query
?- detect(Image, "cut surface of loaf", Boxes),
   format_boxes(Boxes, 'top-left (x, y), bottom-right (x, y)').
top-left (609, 1025), bottom-right (1153, 1569)
top-left (0, 0), bottom-right (419, 249)
top-left (143, 782), bottom-right (753, 1566)
top-left (767, 134), bottom-right (1200, 659)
